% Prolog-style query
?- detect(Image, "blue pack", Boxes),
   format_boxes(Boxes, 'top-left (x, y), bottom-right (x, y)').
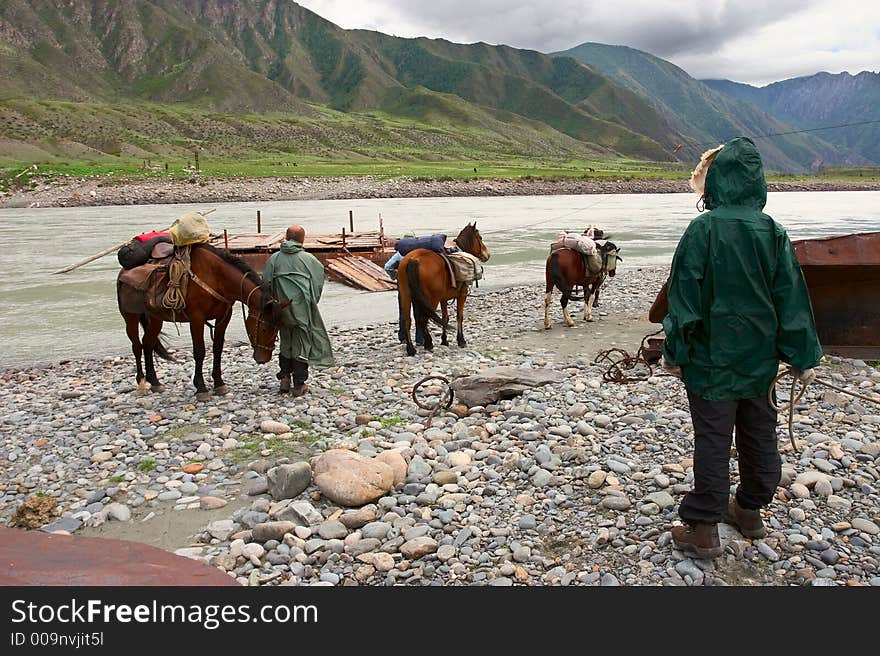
top-left (395, 234), bottom-right (447, 255)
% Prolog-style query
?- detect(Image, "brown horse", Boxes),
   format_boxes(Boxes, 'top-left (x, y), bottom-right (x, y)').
top-left (117, 244), bottom-right (281, 399)
top-left (398, 223), bottom-right (490, 356)
top-left (543, 241), bottom-right (622, 329)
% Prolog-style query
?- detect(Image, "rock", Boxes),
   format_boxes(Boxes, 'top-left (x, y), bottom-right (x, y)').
top-left (407, 456), bottom-right (432, 479)
top-left (339, 506), bottom-right (377, 529)
top-left (588, 470), bottom-right (607, 489)
top-left (243, 478), bottom-right (268, 496)
top-left (532, 469), bottom-right (553, 487)
top-left (795, 471), bottom-right (831, 489)
top-left (355, 414), bottom-right (372, 425)
top-left (374, 451), bottom-right (407, 487)
top-left (789, 483), bottom-right (810, 499)
top-left (447, 452), bottom-right (472, 468)
top-left (400, 536), bottom-right (438, 559)
top-left (267, 462), bottom-right (312, 500)
top-left (814, 480), bottom-right (834, 498)
top-left (200, 496), bottom-right (228, 510)
top-left (276, 501), bottom-right (324, 526)
top-left (436, 545), bottom-right (456, 562)
top-left (252, 522), bottom-right (299, 542)
top-left (207, 519), bottom-right (236, 541)
top-left (601, 496), bottom-right (631, 511)
top-left (313, 449), bottom-right (394, 507)
top-left (104, 503), bottom-right (131, 522)
top-left (826, 495), bottom-right (852, 510)
top-left (852, 518), bottom-right (880, 535)
top-left (433, 471), bottom-right (458, 485)
top-left (260, 420), bottom-right (290, 434)
top-left (317, 520), bottom-right (349, 540)
top-left (12, 496), bottom-right (59, 529)
top-left (450, 366), bottom-right (565, 406)
top-left (361, 522), bottom-right (391, 540)
top-left (183, 463), bottom-right (204, 474)
top-left (594, 415), bottom-right (613, 428)
top-left (519, 514), bottom-right (537, 530)
top-left (644, 491), bottom-right (675, 509)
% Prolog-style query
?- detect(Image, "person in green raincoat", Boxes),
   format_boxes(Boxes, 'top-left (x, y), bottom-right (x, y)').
top-left (661, 137), bottom-right (822, 558)
top-left (262, 225), bottom-right (334, 396)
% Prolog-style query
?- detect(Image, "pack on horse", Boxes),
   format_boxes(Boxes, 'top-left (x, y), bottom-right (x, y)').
top-left (543, 240), bottom-right (622, 329)
top-left (397, 222), bottom-right (490, 356)
top-left (116, 243), bottom-right (282, 400)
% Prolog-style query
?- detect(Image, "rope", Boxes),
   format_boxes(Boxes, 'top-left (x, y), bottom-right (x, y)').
top-left (770, 367), bottom-right (880, 452)
top-left (411, 375), bottom-right (454, 428)
top-left (162, 246), bottom-right (190, 312)
top-left (594, 328), bottom-right (666, 383)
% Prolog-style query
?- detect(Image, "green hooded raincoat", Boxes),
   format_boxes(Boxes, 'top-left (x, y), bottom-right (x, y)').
top-left (662, 137), bottom-right (822, 401)
top-left (262, 240), bottom-right (334, 367)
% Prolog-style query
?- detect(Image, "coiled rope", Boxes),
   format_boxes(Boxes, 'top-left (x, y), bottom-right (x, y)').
top-left (162, 245), bottom-right (190, 312)
top-left (770, 367), bottom-right (880, 451)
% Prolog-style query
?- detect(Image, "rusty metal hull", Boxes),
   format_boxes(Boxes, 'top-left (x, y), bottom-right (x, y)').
top-left (793, 231), bottom-right (880, 359)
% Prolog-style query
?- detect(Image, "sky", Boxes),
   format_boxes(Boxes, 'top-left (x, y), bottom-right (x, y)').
top-left (295, 0), bottom-right (879, 86)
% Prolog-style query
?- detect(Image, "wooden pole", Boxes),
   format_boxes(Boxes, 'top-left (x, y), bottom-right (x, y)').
top-left (257, 210), bottom-right (262, 234)
top-left (224, 229), bottom-right (229, 250)
top-left (349, 210), bottom-right (354, 233)
top-left (194, 147), bottom-right (200, 172)
top-left (342, 227), bottom-right (346, 249)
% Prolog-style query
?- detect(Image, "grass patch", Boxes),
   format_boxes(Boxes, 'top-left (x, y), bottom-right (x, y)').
top-left (138, 459), bottom-right (158, 472)
top-left (156, 423), bottom-right (204, 441)
top-left (226, 433), bottom-right (316, 464)
top-left (866, 360), bottom-right (879, 368)
top-left (379, 416), bottom-right (405, 429)
top-left (293, 421), bottom-right (312, 430)
top-left (109, 475), bottom-right (125, 483)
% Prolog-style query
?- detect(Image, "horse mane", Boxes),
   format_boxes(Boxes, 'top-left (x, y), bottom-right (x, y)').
top-left (195, 243), bottom-right (261, 281)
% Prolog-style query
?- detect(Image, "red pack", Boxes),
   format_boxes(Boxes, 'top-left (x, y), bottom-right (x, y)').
top-left (133, 231), bottom-right (170, 243)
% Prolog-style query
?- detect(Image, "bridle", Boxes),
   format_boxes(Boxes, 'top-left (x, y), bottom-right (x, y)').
top-left (239, 271), bottom-right (279, 353)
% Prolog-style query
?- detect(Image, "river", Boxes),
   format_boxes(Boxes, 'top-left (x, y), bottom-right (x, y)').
top-left (1, 191), bottom-right (878, 367)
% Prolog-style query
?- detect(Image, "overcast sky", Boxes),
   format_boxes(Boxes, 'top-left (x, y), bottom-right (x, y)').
top-left (295, 0), bottom-right (879, 86)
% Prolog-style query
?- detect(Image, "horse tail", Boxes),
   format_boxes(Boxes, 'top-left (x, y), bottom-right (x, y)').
top-left (549, 251), bottom-right (583, 301)
top-left (406, 259), bottom-right (446, 327)
top-left (140, 313), bottom-right (174, 361)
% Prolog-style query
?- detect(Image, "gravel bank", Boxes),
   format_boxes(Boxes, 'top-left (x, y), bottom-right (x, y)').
top-left (4, 175), bottom-right (880, 208)
top-left (2, 266), bottom-right (879, 587)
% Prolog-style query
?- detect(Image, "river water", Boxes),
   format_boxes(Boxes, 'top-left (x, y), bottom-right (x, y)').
top-left (1, 191), bottom-right (878, 367)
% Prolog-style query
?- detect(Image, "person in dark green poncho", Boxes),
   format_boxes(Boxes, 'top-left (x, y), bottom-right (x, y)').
top-left (262, 225), bottom-right (334, 396)
top-left (661, 137), bottom-right (823, 558)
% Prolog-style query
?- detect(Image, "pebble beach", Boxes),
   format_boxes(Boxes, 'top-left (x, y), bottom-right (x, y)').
top-left (2, 266), bottom-right (879, 587)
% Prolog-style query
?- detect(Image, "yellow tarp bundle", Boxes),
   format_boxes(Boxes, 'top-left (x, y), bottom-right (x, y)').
top-left (169, 211), bottom-right (210, 246)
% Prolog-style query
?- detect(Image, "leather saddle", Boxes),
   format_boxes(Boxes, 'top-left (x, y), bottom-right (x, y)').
top-left (116, 243), bottom-right (187, 315)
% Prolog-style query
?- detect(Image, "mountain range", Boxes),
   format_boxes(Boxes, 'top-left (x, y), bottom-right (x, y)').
top-left (0, 0), bottom-right (875, 172)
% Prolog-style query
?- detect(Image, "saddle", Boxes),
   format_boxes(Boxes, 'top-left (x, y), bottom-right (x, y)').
top-left (441, 251), bottom-right (484, 288)
top-left (551, 246), bottom-right (603, 275)
top-left (116, 244), bottom-right (190, 316)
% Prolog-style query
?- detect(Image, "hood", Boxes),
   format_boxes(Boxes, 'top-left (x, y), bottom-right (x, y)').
top-left (280, 240), bottom-right (304, 254)
top-left (703, 137), bottom-right (767, 211)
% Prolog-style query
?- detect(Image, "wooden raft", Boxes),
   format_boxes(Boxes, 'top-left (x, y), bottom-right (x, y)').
top-left (326, 256), bottom-right (396, 291)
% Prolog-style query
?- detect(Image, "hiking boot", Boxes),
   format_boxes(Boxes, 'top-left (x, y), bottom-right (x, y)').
top-left (278, 375), bottom-right (291, 394)
top-left (671, 523), bottom-right (723, 559)
top-left (291, 383), bottom-right (309, 398)
top-left (722, 496), bottom-right (767, 538)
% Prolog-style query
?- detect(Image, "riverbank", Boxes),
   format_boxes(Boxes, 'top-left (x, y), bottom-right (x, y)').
top-left (2, 267), bottom-right (879, 587)
top-left (4, 175), bottom-right (880, 208)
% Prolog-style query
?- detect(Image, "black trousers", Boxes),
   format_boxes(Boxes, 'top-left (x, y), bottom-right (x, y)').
top-left (679, 389), bottom-right (781, 525)
top-left (278, 356), bottom-right (309, 386)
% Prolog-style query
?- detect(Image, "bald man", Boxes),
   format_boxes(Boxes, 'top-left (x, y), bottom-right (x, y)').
top-left (262, 225), bottom-right (334, 395)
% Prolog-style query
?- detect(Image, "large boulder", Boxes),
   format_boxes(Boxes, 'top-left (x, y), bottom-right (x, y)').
top-left (313, 450), bottom-right (394, 507)
top-left (267, 462), bottom-right (312, 500)
top-left (451, 367), bottom-right (565, 407)
top-left (374, 451), bottom-right (407, 487)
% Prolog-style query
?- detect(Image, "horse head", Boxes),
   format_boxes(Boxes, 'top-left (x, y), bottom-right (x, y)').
top-left (455, 222), bottom-right (490, 262)
top-left (243, 276), bottom-right (280, 364)
top-left (599, 241), bottom-right (622, 277)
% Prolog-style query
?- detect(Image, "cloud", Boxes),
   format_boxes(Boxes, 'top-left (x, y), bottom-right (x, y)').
top-left (294, 0), bottom-right (880, 85)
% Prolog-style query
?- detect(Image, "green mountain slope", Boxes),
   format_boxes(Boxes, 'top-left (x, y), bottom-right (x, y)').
top-left (0, 0), bottom-right (682, 165)
top-left (553, 42), bottom-right (867, 171)
top-left (703, 72), bottom-right (880, 164)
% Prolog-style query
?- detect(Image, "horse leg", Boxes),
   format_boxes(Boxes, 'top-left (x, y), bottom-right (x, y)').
top-left (399, 282), bottom-right (416, 357)
top-left (142, 316), bottom-right (164, 391)
top-left (561, 290), bottom-right (574, 327)
top-left (421, 306), bottom-right (434, 351)
top-left (190, 321), bottom-right (210, 399)
top-left (544, 284), bottom-right (553, 330)
top-left (441, 302), bottom-right (450, 346)
top-left (211, 310), bottom-right (231, 395)
top-left (584, 286), bottom-right (595, 322)
top-left (456, 291), bottom-right (468, 347)
top-left (125, 314), bottom-right (147, 395)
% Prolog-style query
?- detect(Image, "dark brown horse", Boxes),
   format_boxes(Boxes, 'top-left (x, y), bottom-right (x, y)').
top-left (117, 244), bottom-right (280, 399)
top-left (398, 223), bottom-right (490, 356)
top-left (543, 241), bottom-right (622, 329)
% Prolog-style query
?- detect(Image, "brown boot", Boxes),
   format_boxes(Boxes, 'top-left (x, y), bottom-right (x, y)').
top-left (278, 375), bottom-right (291, 394)
top-left (722, 496), bottom-right (767, 538)
top-left (671, 523), bottom-right (723, 559)
top-left (291, 383), bottom-right (309, 398)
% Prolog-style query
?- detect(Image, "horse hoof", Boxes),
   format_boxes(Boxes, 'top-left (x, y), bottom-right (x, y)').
top-left (195, 391), bottom-right (211, 402)
top-left (150, 384), bottom-right (164, 393)
top-left (406, 346), bottom-right (416, 357)
top-left (564, 321), bottom-right (574, 328)
top-left (457, 340), bottom-right (467, 348)
top-left (214, 385), bottom-right (230, 396)
top-left (544, 324), bottom-right (551, 330)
